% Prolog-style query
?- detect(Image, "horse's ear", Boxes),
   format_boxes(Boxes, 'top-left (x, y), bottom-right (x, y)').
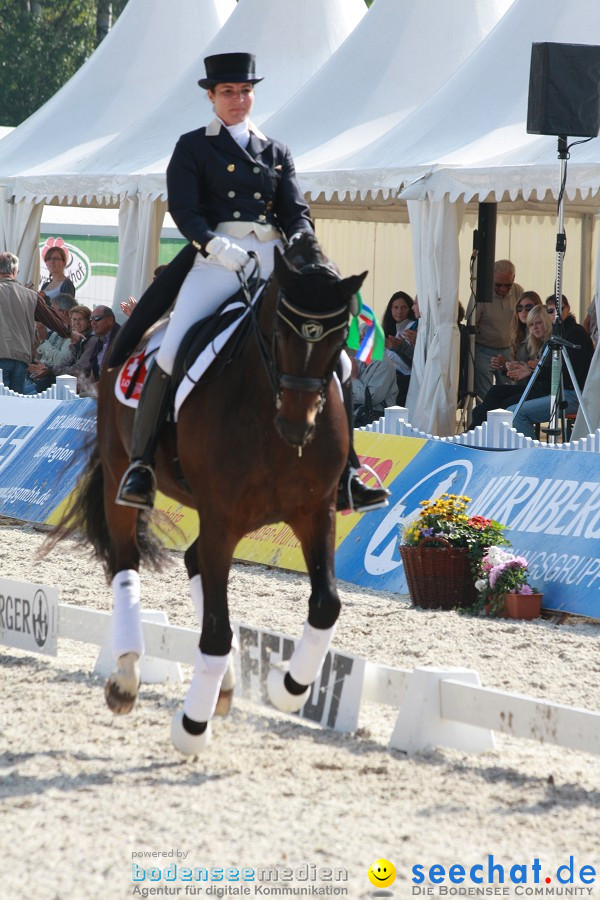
top-left (340, 271), bottom-right (368, 314)
top-left (273, 245), bottom-right (297, 288)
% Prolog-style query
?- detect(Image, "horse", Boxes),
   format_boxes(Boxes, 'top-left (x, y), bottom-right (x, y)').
top-left (49, 233), bottom-right (367, 755)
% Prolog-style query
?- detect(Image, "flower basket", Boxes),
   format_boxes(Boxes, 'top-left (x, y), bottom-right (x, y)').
top-left (400, 537), bottom-right (478, 610)
top-left (504, 592), bottom-right (543, 620)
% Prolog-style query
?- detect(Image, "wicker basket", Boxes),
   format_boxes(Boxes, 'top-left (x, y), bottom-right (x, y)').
top-left (400, 537), bottom-right (478, 610)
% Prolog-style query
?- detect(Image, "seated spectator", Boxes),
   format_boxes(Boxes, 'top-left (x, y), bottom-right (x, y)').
top-left (583, 297), bottom-right (598, 347)
top-left (382, 290), bottom-right (418, 405)
top-left (29, 305), bottom-right (95, 393)
top-left (489, 291), bottom-right (542, 377)
top-left (351, 349), bottom-right (398, 426)
top-left (120, 296), bottom-right (137, 317)
top-left (88, 306), bottom-right (121, 383)
top-left (119, 265), bottom-right (168, 318)
top-left (470, 294), bottom-right (545, 428)
top-left (25, 293), bottom-right (78, 392)
top-left (508, 294), bottom-right (594, 439)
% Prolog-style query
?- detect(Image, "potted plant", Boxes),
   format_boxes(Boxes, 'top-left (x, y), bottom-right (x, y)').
top-left (399, 494), bottom-right (508, 610)
top-left (474, 546), bottom-right (542, 619)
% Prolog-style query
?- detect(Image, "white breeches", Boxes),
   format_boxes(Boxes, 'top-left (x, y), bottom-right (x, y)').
top-left (156, 234), bottom-right (282, 375)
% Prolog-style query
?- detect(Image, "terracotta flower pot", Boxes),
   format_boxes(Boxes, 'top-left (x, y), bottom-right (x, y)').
top-left (504, 592), bottom-right (543, 620)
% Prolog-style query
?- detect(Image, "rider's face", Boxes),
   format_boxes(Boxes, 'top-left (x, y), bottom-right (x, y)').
top-left (208, 82), bottom-right (254, 126)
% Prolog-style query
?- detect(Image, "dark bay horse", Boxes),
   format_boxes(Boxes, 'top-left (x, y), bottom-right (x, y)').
top-left (51, 233), bottom-right (366, 754)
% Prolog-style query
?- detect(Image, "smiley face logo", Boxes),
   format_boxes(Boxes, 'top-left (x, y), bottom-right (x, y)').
top-left (368, 858), bottom-right (396, 888)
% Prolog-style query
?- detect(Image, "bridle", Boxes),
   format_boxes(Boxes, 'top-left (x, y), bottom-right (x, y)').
top-left (238, 255), bottom-right (350, 412)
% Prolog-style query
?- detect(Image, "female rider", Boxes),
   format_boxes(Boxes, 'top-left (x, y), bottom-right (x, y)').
top-left (117, 52), bottom-right (388, 515)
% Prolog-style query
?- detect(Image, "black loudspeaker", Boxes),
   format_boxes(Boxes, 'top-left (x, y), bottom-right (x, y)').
top-left (527, 42), bottom-right (600, 137)
top-left (474, 202), bottom-right (497, 303)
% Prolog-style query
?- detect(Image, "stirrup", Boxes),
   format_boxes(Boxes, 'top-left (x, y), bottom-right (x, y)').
top-left (116, 462), bottom-right (157, 511)
top-left (339, 463), bottom-right (390, 514)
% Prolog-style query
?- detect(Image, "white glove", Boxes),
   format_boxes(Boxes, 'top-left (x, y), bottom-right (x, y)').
top-left (205, 236), bottom-right (250, 272)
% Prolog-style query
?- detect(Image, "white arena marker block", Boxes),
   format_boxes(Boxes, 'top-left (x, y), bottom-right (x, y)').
top-left (94, 610), bottom-right (183, 684)
top-left (389, 666), bottom-right (496, 755)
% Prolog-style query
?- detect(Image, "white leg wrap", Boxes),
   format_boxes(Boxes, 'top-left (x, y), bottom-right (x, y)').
top-left (189, 574), bottom-right (203, 626)
top-left (289, 621), bottom-right (336, 687)
top-left (111, 569), bottom-right (144, 659)
top-left (183, 650), bottom-right (232, 723)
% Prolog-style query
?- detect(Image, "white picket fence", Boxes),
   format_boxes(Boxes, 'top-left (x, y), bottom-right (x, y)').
top-left (361, 405), bottom-right (600, 453)
top-left (0, 372), bottom-right (79, 401)
top-left (58, 603), bottom-right (600, 757)
top-left (2, 372), bottom-right (599, 452)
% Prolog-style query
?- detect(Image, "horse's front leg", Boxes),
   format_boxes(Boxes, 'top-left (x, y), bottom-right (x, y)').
top-left (172, 527), bottom-right (236, 755)
top-left (183, 539), bottom-right (235, 717)
top-left (267, 504), bottom-right (340, 713)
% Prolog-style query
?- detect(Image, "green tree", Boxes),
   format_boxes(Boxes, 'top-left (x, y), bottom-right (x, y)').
top-left (0, 0), bottom-right (128, 126)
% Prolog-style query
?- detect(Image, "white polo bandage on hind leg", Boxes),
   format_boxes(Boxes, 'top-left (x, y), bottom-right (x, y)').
top-left (111, 569), bottom-right (144, 659)
top-left (183, 650), bottom-right (232, 723)
top-left (289, 621), bottom-right (337, 687)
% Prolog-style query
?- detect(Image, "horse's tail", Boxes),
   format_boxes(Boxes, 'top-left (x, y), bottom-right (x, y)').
top-left (43, 440), bottom-right (169, 579)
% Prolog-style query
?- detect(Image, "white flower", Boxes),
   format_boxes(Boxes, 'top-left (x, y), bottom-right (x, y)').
top-left (485, 546), bottom-right (514, 566)
top-left (474, 579), bottom-right (487, 591)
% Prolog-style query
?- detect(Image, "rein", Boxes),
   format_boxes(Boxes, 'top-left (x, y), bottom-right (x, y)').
top-left (237, 254), bottom-right (349, 411)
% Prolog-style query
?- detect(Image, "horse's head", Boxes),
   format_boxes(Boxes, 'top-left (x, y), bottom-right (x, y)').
top-left (268, 234), bottom-right (367, 449)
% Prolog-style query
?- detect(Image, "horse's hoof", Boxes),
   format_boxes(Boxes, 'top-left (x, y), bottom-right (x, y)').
top-left (267, 667), bottom-right (310, 714)
top-left (171, 710), bottom-right (211, 756)
top-left (215, 688), bottom-right (234, 717)
top-left (105, 652), bottom-right (140, 715)
top-left (215, 657), bottom-right (235, 716)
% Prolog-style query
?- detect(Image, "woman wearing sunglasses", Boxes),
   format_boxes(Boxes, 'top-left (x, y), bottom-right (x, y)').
top-left (469, 291), bottom-right (543, 429)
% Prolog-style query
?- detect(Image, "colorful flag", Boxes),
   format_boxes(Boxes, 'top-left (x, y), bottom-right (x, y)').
top-left (347, 292), bottom-right (385, 363)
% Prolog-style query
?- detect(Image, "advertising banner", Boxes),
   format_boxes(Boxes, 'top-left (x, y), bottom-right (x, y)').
top-left (0, 399), bottom-right (96, 522)
top-left (1, 392), bottom-right (598, 617)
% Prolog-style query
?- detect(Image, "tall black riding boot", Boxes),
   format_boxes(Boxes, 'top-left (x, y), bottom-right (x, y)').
top-left (336, 376), bottom-right (390, 513)
top-left (116, 363), bottom-right (172, 510)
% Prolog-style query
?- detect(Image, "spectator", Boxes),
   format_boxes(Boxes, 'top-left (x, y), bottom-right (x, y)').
top-left (39, 245), bottom-right (76, 303)
top-left (120, 296), bottom-right (138, 317)
top-left (488, 291), bottom-right (542, 378)
top-left (88, 306), bottom-right (121, 382)
top-left (508, 295), bottom-right (594, 439)
top-left (468, 259), bottom-right (524, 401)
top-left (0, 251), bottom-right (67, 393)
top-left (26, 293), bottom-right (78, 392)
top-left (470, 304), bottom-right (551, 429)
top-left (119, 266), bottom-right (168, 318)
top-left (582, 298), bottom-right (598, 347)
top-left (29, 305), bottom-right (95, 393)
top-left (351, 349), bottom-right (398, 426)
top-left (381, 290), bottom-right (418, 405)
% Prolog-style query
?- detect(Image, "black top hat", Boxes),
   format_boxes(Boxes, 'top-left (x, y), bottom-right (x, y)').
top-left (198, 52), bottom-right (264, 89)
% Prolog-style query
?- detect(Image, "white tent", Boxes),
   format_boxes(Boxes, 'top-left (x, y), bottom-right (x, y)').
top-left (289, 0), bottom-right (600, 436)
top-left (264, 0), bottom-right (515, 180)
top-left (0, 0), bottom-right (366, 303)
top-left (0, 0), bottom-right (235, 283)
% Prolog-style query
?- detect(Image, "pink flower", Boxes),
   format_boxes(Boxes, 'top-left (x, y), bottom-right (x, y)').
top-left (519, 584), bottom-right (533, 595)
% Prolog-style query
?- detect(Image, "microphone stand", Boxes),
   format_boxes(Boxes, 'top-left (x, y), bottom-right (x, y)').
top-left (512, 135), bottom-right (591, 441)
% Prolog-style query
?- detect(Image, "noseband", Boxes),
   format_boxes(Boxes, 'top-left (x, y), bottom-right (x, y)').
top-left (238, 256), bottom-right (350, 412)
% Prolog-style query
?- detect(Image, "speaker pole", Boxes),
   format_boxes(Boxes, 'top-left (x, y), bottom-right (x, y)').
top-left (547, 135), bottom-right (569, 444)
